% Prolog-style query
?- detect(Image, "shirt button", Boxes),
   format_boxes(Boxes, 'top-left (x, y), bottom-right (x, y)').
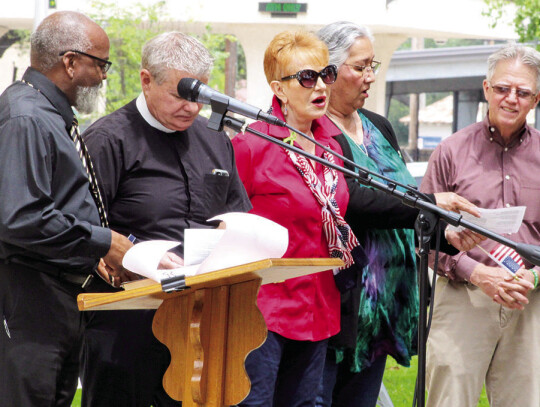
top-left (490, 127), bottom-right (495, 132)
top-left (505, 175), bottom-right (510, 180)
top-left (506, 203), bottom-right (511, 208)
top-left (490, 137), bottom-right (493, 142)
top-left (504, 147), bottom-right (508, 152)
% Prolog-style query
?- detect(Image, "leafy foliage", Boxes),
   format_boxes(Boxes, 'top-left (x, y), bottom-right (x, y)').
top-left (0, 29), bottom-right (30, 58)
top-left (387, 97), bottom-right (410, 146)
top-left (199, 24), bottom-right (246, 93)
top-left (484, 0), bottom-right (540, 50)
top-left (87, 1), bottom-right (246, 115)
top-left (87, 0), bottom-right (168, 114)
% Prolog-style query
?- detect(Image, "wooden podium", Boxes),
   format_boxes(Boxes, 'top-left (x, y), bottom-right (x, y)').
top-left (77, 258), bottom-right (342, 407)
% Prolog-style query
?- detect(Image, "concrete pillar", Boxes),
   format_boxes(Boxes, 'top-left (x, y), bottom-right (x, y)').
top-left (452, 89), bottom-right (482, 132)
top-left (236, 29), bottom-right (408, 115)
top-left (363, 33), bottom-right (408, 115)
top-left (224, 38), bottom-right (237, 97)
top-left (233, 27), bottom-right (280, 112)
top-left (34, 0), bottom-right (48, 30)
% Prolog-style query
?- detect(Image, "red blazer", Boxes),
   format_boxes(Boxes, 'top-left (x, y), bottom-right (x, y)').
top-left (232, 96), bottom-right (349, 341)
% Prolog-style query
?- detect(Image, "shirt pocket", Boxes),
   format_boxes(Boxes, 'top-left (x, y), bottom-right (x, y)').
top-left (203, 173), bottom-right (231, 216)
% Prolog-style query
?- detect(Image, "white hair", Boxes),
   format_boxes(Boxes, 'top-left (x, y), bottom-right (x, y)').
top-left (31, 11), bottom-right (95, 72)
top-left (317, 21), bottom-right (374, 68)
top-left (487, 44), bottom-right (540, 92)
top-left (141, 32), bottom-right (213, 84)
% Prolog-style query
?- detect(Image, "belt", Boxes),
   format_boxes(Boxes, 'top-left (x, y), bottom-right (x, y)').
top-left (3, 258), bottom-right (95, 289)
top-left (58, 272), bottom-right (95, 288)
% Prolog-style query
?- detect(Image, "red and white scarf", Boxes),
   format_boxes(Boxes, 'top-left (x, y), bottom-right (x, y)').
top-left (286, 149), bottom-right (360, 269)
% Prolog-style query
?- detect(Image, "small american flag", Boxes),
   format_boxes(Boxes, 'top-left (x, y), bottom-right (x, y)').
top-left (489, 244), bottom-right (524, 274)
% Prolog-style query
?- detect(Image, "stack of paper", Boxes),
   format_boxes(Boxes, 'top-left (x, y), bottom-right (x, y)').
top-left (122, 212), bottom-right (288, 283)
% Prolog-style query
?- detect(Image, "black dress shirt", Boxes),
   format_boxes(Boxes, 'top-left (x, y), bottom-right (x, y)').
top-left (83, 98), bottom-right (251, 254)
top-left (0, 67), bottom-right (111, 275)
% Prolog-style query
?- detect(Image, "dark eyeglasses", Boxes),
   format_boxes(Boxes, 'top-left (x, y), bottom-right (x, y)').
top-left (280, 65), bottom-right (338, 88)
top-left (59, 50), bottom-right (112, 73)
top-left (344, 60), bottom-right (381, 76)
top-left (489, 83), bottom-right (537, 100)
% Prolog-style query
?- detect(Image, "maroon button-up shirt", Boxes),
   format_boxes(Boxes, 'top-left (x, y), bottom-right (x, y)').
top-left (420, 116), bottom-right (540, 281)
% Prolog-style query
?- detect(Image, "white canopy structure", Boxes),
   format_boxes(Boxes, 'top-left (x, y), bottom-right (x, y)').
top-left (1, 0), bottom-right (517, 114)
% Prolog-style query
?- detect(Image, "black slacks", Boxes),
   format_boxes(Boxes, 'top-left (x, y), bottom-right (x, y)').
top-left (80, 277), bottom-right (181, 407)
top-left (0, 262), bottom-right (84, 407)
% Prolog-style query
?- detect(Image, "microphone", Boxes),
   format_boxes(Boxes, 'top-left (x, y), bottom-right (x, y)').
top-left (515, 243), bottom-right (540, 267)
top-left (177, 78), bottom-right (287, 127)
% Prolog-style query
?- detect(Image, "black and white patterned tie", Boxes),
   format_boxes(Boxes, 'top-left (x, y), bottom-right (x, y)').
top-left (71, 118), bottom-right (109, 227)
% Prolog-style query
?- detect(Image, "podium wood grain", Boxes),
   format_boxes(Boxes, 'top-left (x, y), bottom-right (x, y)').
top-left (77, 258), bottom-right (343, 406)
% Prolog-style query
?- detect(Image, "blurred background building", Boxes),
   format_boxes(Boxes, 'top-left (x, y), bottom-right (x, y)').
top-left (1, 0), bottom-right (537, 159)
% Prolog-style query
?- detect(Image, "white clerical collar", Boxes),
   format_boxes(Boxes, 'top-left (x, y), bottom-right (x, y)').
top-left (136, 93), bottom-right (175, 133)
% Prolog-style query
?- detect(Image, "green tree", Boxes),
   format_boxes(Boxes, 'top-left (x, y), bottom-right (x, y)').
top-left (87, 1), bottom-right (246, 117)
top-left (387, 97), bottom-right (410, 146)
top-left (88, 0), bottom-right (167, 114)
top-left (0, 30), bottom-right (30, 58)
top-left (198, 24), bottom-right (246, 93)
top-left (484, 0), bottom-right (540, 50)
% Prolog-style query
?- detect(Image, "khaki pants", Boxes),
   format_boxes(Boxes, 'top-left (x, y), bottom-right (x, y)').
top-left (426, 277), bottom-right (540, 407)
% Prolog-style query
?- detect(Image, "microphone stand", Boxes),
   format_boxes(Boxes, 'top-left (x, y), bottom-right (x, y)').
top-left (209, 102), bottom-right (540, 407)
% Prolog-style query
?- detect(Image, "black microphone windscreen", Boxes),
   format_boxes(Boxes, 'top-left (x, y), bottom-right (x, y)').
top-left (177, 78), bottom-right (200, 101)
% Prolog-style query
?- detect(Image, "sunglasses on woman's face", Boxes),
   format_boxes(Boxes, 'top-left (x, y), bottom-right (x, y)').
top-left (280, 65), bottom-right (338, 88)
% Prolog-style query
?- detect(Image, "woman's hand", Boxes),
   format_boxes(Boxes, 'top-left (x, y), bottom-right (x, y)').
top-left (434, 192), bottom-right (480, 217)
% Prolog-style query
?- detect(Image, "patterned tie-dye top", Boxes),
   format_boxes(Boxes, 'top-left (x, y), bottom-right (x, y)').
top-left (334, 111), bottom-right (418, 372)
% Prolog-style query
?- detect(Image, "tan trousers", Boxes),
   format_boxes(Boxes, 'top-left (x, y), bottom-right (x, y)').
top-left (426, 277), bottom-right (540, 407)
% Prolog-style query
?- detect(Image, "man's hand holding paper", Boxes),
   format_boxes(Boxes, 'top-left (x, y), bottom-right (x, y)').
top-left (122, 212), bottom-right (288, 283)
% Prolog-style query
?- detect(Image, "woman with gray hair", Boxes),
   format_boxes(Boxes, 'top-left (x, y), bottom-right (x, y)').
top-left (315, 21), bottom-right (482, 406)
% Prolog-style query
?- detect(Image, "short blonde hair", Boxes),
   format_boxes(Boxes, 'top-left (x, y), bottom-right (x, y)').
top-left (263, 30), bottom-right (329, 84)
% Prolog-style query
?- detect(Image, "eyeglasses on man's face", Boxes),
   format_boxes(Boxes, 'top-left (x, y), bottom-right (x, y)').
top-left (59, 50), bottom-right (112, 73)
top-left (489, 83), bottom-right (537, 100)
top-left (344, 60), bottom-right (381, 76)
top-left (280, 65), bottom-right (338, 88)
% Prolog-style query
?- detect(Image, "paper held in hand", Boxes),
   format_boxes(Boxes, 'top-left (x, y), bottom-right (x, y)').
top-left (121, 212), bottom-right (289, 283)
top-left (448, 206), bottom-right (526, 234)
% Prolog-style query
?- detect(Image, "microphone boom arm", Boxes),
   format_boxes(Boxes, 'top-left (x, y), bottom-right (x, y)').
top-left (222, 114), bottom-right (540, 267)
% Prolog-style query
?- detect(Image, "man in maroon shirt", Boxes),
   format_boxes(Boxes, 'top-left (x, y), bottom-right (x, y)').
top-left (421, 44), bottom-right (540, 407)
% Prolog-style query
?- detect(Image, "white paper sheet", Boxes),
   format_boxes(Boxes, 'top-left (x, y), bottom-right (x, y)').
top-left (121, 240), bottom-right (194, 282)
top-left (121, 212), bottom-right (289, 283)
top-left (184, 229), bottom-right (225, 266)
top-left (198, 212), bottom-right (288, 274)
top-left (449, 206), bottom-right (526, 234)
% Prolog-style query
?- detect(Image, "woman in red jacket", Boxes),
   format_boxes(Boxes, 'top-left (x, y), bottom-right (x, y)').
top-left (232, 30), bottom-right (364, 407)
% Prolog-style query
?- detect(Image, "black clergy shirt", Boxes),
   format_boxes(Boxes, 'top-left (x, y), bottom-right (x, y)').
top-left (83, 98), bottom-right (251, 254)
top-left (0, 68), bottom-right (111, 275)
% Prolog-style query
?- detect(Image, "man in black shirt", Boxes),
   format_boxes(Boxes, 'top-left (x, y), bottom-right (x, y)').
top-left (0, 11), bottom-right (133, 407)
top-left (80, 32), bottom-right (251, 406)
